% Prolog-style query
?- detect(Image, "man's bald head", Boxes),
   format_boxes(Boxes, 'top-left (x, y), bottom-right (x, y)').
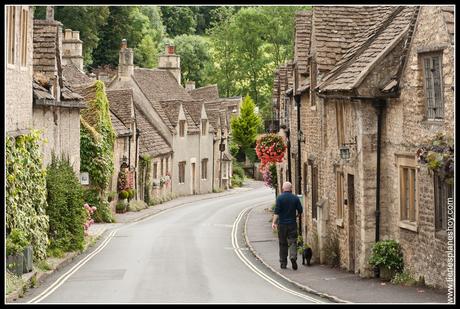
top-left (282, 182), bottom-right (292, 192)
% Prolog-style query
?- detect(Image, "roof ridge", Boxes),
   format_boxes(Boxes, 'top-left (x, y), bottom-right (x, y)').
top-left (318, 6), bottom-right (404, 91)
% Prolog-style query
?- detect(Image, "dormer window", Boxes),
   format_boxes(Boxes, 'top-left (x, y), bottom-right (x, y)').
top-left (179, 120), bottom-right (186, 137)
top-left (201, 119), bottom-right (207, 136)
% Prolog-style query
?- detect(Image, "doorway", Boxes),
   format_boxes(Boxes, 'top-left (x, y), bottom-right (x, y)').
top-left (347, 174), bottom-right (355, 272)
top-left (192, 163), bottom-right (196, 194)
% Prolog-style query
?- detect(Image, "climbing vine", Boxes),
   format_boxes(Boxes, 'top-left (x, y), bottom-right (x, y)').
top-left (139, 155), bottom-right (152, 204)
top-left (6, 130), bottom-right (49, 260)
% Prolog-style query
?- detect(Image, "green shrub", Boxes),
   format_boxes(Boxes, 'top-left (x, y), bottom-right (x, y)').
top-left (115, 201), bottom-right (126, 213)
top-left (128, 189), bottom-right (135, 199)
top-left (127, 200), bottom-right (148, 212)
top-left (6, 229), bottom-right (29, 256)
top-left (369, 240), bottom-right (404, 274)
top-left (107, 191), bottom-right (117, 202)
top-left (47, 247), bottom-right (64, 258)
top-left (231, 174), bottom-right (243, 187)
top-left (83, 188), bottom-right (114, 223)
top-left (232, 160), bottom-right (245, 179)
top-left (391, 271), bottom-right (417, 286)
top-left (46, 155), bottom-right (86, 253)
top-left (324, 233), bottom-right (340, 267)
top-left (118, 190), bottom-right (129, 199)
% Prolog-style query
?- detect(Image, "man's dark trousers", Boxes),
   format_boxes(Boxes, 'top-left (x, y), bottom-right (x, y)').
top-left (278, 223), bottom-right (298, 265)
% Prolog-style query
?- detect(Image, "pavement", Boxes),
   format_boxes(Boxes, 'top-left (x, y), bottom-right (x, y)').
top-left (244, 204), bottom-right (450, 304)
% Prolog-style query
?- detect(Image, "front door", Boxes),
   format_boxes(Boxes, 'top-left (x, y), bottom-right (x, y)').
top-left (192, 163), bottom-right (196, 195)
top-left (347, 174), bottom-right (355, 272)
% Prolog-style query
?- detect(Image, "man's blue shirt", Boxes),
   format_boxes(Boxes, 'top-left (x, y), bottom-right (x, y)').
top-left (274, 192), bottom-right (303, 225)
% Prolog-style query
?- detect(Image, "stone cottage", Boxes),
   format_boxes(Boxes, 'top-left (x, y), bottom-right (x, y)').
top-left (273, 5), bottom-right (454, 289)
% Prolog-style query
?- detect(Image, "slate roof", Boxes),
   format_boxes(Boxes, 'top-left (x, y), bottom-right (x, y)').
top-left (133, 68), bottom-right (193, 132)
top-left (134, 106), bottom-right (172, 157)
top-left (106, 89), bottom-right (134, 127)
top-left (188, 84), bottom-right (219, 101)
top-left (110, 110), bottom-right (131, 137)
top-left (318, 6), bottom-right (417, 93)
top-left (311, 6), bottom-right (394, 72)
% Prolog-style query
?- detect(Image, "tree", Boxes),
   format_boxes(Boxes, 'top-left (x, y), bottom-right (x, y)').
top-left (160, 7), bottom-right (197, 37)
top-left (230, 96), bottom-right (263, 162)
top-left (173, 34), bottom-right (211, 87)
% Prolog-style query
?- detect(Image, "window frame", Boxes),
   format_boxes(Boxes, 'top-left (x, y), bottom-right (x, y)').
top-left (178, 161), bottom-right (186, 184)
top-left (179, 120), bottom-right (186, 137)
top-left (7, 6), bottom-right (16, 65)
top-left (336, 171), bottom-right (344, 224)
top-left (153, 162), bottom-right (158, 179)
top-left (397, 155), bottom-right (418, 232)
top-left (20, 7), bottom-right (28, 67)
top-left (201, 119), bottom-right (207, 136)
top-left (434, 172), bottom-right (453, 232)
top-left (421, 53), bottom-right (444, 120)
top-left (201, 158), bottom-right (208, 180)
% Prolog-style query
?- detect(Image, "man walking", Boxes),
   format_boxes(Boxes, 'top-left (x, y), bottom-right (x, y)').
top-left (272, 182), bottom-right (303, 270)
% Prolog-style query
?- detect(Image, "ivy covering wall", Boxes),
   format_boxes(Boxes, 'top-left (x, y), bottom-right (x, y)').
top-left (80, 80), bottom-right (116, 222)
top-left (6, 130), bottom-right (50, 260)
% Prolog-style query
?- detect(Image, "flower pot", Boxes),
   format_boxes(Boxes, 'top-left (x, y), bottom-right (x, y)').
top-left (6, 254), bottom-right (24, 276)
top-left (23, 245), bottom-right (33, 273)
top-left (380, 267), bottom-right (395, 281)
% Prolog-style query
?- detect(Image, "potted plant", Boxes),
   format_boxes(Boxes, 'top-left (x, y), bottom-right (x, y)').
top-left (6, 229), bottom-right (29, 276)
top-left (116, 201), bottom-right (127, 213)
top-left (369, 240), bottom-right (404, 281)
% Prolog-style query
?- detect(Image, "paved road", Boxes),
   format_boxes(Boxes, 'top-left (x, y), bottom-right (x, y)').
top-left (19, 185), bottom-right (329, 304)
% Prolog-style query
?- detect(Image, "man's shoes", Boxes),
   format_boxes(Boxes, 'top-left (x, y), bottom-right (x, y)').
top-left (291, 258), bottom-right (298, 270)
top-left (280, 263), bottom-right (287, 269)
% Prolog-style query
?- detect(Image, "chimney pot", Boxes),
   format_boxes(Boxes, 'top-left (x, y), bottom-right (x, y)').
top-left (72, 31), bottom-right (80, 40)
top-left (121, 39), bottom-right (127, 49)
top-left (186, 81), bottom-right (196, 91)
top-left (46, 6), bottom-right (54, 21)
top-left (166, 44), bottom-right (175, 55)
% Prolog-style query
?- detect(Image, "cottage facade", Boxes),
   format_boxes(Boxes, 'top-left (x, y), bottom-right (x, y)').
top-left (273, 5), bottom-right (454, 289)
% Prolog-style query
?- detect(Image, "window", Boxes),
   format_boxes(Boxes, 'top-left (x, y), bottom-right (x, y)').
top-left (201, 158), bottom-right (208, 179)
top-left (153, 163), bottom-right (158, 179)
top-left (160, 158), bottom-right (164, 176)
top-left (179, 120), bottom-right (186, 137)
top-left (7, 6), bottom-right (16, 65)
top-left (434, 173), bottom-right (453, 231)
top-left (222, 161), bottom-right (228, 179)
top-left (336, 102), bottom-right (345, 147)
top-left (179, 161), bottom-right (186, 183)
top-left (336, 171), bottom-right (344, 220)
top-left (422, 54), bottom-right (444, 119)
top-left (202, 119), bottom-right (207, 136)
top-left (400, 166), bottom-right (417, 222)
top-left (166, 157), bottom-right (169, 174)
top-left (20, 8), bottom-right (28, 67)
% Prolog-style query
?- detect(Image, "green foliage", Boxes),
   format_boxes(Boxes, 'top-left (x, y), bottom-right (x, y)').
top-left (232, 160), bottom-right (245, 179)
top-left (296, 235), bottom-right (311, 255)
top-left (229, 140), bottom-right (240, 158)
top-left (173, 34), bottom-right (211, 87)
top-left (369, 240), bottom-right (404, 274)
top-left (36, 260), bottom-right (52, 271)
top-left (119, 190), bottom-right (129, 200)
top-left (80, 81), bottom-right (116, 199)
top-left (127, 200), bottom-right (148, 212)
top-left (231, 96), bottom-right (263, 160)
top-left (107, 191), bottom-right (117, 202)
top-left (46, 155), bottom-right (86, 253)
top-left (47, 247), bottom-right (65, 258)
top-left (391, 271), bottom-right (417, 286)
top-left (6, 229), bottom-right (29, 256)
top-left (161, 7), bottom-right (197, 37)
top-left (139, 155), bottom-right (152, 204)
top-left (6, 272), bottom-right (24, 295)
top-left (6, 131), bottom-right (49, 260)
top-left (83, 188), bottom-right (114, 223)
top-left (231, 174), bottom-right (244, 188)
top-left (116, 201), bottom-right (127, 213)
top-left (324, 233), bottom-right (340, 267)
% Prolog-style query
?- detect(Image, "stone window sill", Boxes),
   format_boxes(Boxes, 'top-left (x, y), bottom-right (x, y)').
top-left (336, 218), bottom-right (344, 228)
top-left (399, 220), bottom-right (418, 232)
top-left (422, 119), bottom-right (444, 126)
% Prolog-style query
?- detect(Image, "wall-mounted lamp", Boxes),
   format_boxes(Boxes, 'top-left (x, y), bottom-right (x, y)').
top-left (339, 137), bottom-right (357, 161)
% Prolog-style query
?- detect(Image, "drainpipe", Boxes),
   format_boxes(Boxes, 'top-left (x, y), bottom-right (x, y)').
top-left (286, 129), bottom-right (292, 183)
top-left (373, 98), bottom-right (386, 278)
top-left (295, 94), bottom-right (302, 195)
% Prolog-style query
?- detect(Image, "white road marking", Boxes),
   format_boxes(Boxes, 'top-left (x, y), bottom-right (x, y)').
top-left (231, 207), bottom-right (325, 303)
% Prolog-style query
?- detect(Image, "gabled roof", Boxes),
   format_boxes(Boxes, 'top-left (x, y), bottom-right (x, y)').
top-left (188, 84), bottom-right (219, 101)
top-left (62, 63), bottom-right (93, 88)
top-left (159, 100), bottom-right (200, 134)
top-left (318, 6), bottom-right (417, 93)
top-left (106, 89), bottom-right (134, 127)
top-left (110, 110), bottom-right (131, 137)
top-left (181, 100), bottom-right (205, 125)
top-left (133, 68), bottom-right (193, 132)
top-left (203, 101), bottom-right (222, 133)
top-left (134, 106), bottom-right (172, 157)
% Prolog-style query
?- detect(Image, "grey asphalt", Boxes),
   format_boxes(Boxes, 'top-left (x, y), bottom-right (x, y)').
top-left (245, 201), bottom-right (449, 304)
top-left (17, 182), bottom-right (327, 304)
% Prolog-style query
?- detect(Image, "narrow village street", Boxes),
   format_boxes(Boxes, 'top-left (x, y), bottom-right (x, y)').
top-left (15, 182), bottom-right (328, 304)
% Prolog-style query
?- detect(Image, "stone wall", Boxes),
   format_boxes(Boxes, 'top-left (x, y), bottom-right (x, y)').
top-left (6, 6), bottom-right (34, 134)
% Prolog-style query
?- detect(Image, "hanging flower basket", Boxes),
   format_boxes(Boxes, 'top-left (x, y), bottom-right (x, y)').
top-left (255, 134), bottom-right (287, 171)
top-left (416, 132), bottom-right (454, 184)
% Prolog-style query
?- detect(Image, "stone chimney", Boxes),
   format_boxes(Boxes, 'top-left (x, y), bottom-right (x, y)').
top-left (118, 39), bottom-right (134, 78)
top-left (185, 81), bottom-right (195, 91)
top-left (46, 6), bottom-right (54, 21)
top-left (62, 29), bottom-right (84, 71)
top-left (158, 44), bottom-right (181, 84)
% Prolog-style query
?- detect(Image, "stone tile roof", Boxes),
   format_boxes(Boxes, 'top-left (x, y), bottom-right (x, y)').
top-left (134, 106), bottom-right (172, 157)
top-left (159, 100), bottom-right (200, 134)
top-left (106, 89), bottom-right (134, 127)
top-left (133, 68), bottom-right (193, 132)
top-left (311, 6), bottom-right (394, 72)
top-left (294, 11), bottom-right (312, 76)
top-left (181, 100), bottom-right (205, 126)
top-left (188, 84), bottom-right (219, 101)
top-left (62, 63), bottom-right (93, 88)
top-left (319, 6), bottom-right (417, 93)
top-left (110, 110), bottom-right (131, 137)
top-left (203, 101), bottom-right (222, 133)
top-left (441, 6), bottom-right (454, 45)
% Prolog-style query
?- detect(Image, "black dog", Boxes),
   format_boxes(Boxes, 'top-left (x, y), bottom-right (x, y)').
top-left (302, 247), bottom-right (313, 266)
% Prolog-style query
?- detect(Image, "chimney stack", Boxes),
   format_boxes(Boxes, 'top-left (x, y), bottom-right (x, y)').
top-left (186, 81), bottom-right (196, 91)
top-left (46, 6), bottom-right (54, 21)
top-left (62, 28), bottom-right (84, 71)
top-left (158, 44), bottom-right (181, 84)
top-left (118, 39), bottom-right (134, 78)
